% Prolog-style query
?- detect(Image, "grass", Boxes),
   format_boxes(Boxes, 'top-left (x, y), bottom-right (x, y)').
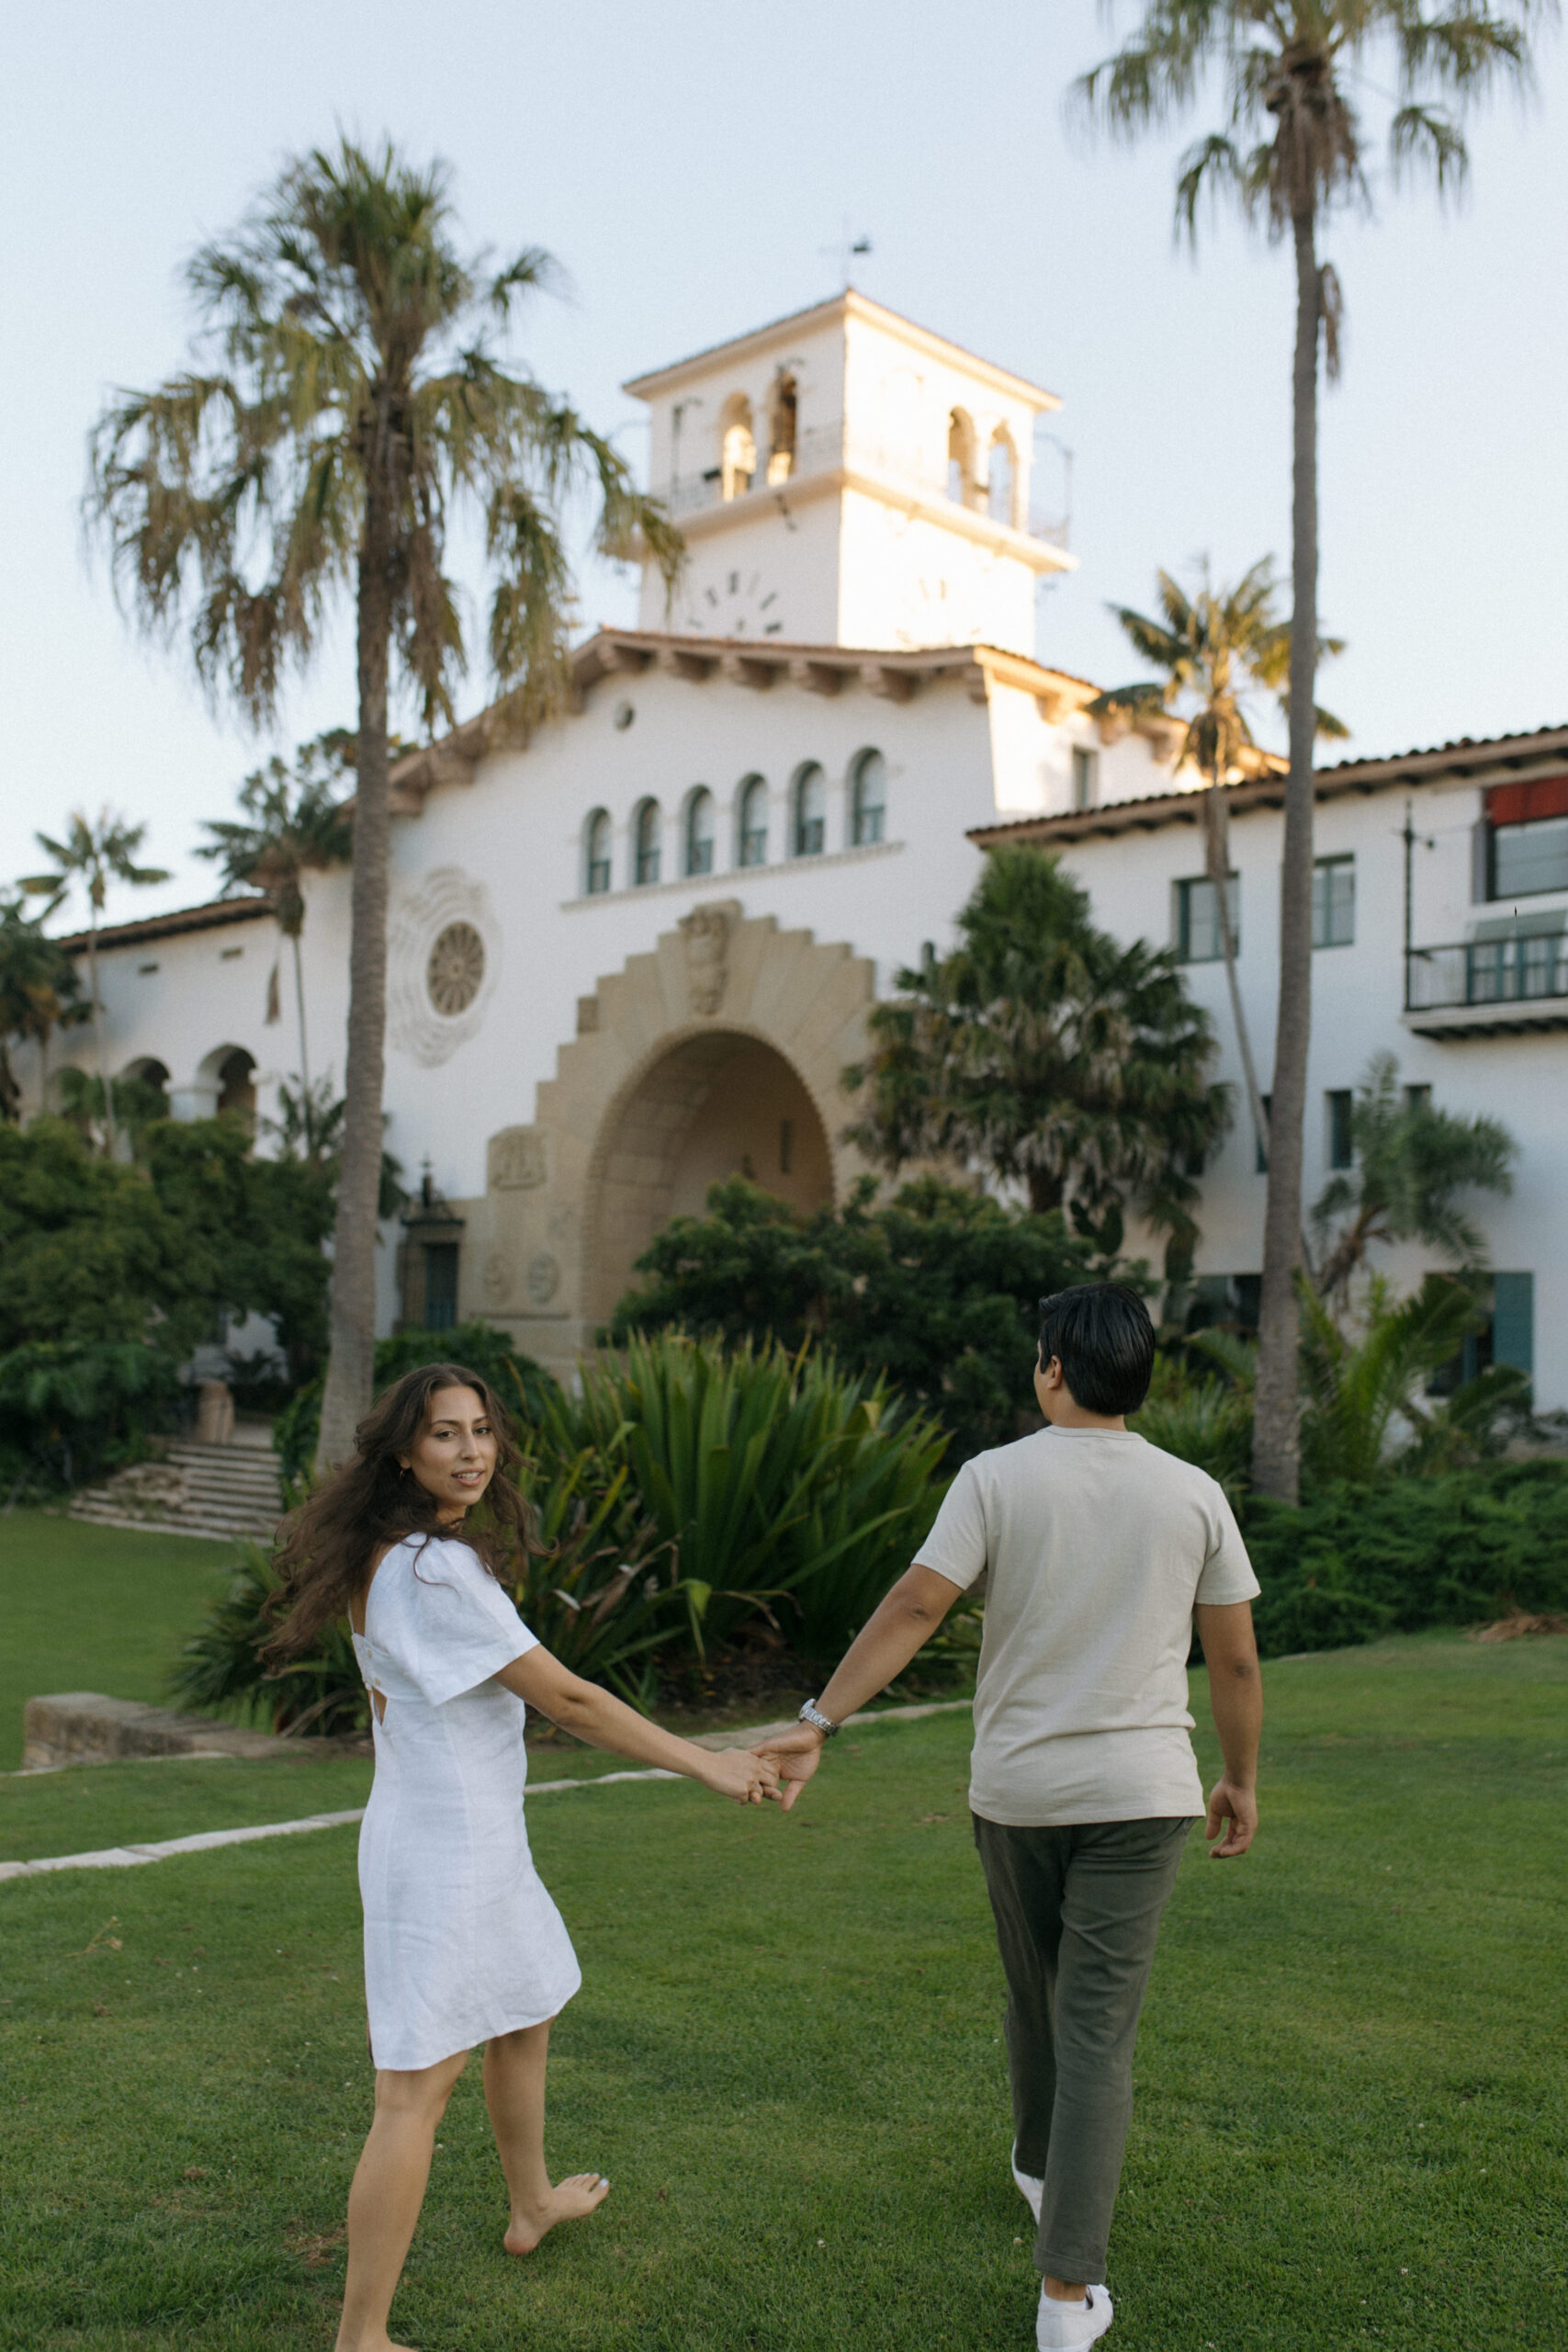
top-left (1, 1633), bottom-right (1565, 2349)
top-left (0, 1509), bottom-right (241, 1772)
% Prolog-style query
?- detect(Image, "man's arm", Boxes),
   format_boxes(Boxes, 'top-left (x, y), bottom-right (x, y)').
top-left (1193, 1600), bottom-right (1262, 1858)
top-left (751, 1566), bottom-right (964, 1810)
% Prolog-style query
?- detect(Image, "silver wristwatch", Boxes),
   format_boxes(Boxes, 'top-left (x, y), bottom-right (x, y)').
top-left (798, 1698), bottom-right (840, 1738)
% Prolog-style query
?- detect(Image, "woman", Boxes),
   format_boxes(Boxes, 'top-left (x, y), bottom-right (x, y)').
top-left (264, 1362), bottom-right (777, 2352)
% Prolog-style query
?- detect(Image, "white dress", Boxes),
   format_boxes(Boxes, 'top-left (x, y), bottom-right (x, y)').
top-left (351, 1532), bottom-right (581, 2071)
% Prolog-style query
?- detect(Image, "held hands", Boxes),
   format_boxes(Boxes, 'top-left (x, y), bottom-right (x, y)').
top-left (745, 1724), bottom-right (825, 1813)
top-left (1205, 1776), bottom-right (1258, 1858)
top-left (699, 1747), bottom-right (782, 1806)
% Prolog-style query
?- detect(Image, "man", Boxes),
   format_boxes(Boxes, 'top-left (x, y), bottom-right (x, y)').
top-left (757, 1283), bottom-right (1262, 2351)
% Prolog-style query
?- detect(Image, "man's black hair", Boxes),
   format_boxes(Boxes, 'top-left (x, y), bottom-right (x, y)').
top-left (1036, 1283), bottom-right (1155, 1418)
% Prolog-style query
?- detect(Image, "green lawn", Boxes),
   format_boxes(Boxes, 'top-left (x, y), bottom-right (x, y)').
top-left (0, 1509), bottom-right (242, 1771)
top-left (1, 1634), bottom-right (1564, 2350)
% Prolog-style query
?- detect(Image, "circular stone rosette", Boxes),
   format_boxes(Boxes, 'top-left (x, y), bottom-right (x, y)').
top-left (388, 868), bottom-right (502, 1067)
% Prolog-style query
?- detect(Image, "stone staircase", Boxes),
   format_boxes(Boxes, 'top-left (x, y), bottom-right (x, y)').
top-left (70, 1422), bottom-right (284, 1544)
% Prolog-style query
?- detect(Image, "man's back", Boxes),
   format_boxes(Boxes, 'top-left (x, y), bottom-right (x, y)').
top-left (919, 1427), bottom-right (1258, 1826)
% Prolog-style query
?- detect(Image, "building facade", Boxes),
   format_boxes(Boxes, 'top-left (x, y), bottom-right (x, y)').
top-left (27, 295), bottom-right (1566, 1404)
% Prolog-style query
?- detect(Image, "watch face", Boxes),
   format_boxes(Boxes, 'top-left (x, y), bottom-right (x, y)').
top-left (683, 568), bottom-right (785, 639)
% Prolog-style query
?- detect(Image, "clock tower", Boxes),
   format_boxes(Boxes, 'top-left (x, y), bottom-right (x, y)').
top-left (624, 290), bottom-right (1073, 657)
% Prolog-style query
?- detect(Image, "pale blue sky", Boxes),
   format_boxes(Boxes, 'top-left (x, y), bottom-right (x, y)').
top-left (4, 0), bottom-right (1563, 925)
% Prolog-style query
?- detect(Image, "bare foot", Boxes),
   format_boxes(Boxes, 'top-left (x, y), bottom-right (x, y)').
top-left (503, 2172), bottom-right (611, 2256)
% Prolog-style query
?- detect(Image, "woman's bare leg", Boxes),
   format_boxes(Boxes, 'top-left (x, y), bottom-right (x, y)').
top-left (335, 2049), bottom-right (468, 2352)
top-left (482, 2018), bottom-right (610, 2255)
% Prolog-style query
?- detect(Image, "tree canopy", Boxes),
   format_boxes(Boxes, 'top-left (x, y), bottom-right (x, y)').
top-left (843, 847), bottom-right (1229, 1273)
top-left (1313, 1053), bottom-right (1516, 1299)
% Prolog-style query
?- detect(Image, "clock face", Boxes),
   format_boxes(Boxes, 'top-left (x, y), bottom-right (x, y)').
top-left (682, 568), bottom-right (786, 639)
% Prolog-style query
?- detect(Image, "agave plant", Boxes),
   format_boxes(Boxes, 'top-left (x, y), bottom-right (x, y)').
top-left (169, 1541), bottom-right (367, 1737)
top-left (559, 1331), bottom-right (951, 1660)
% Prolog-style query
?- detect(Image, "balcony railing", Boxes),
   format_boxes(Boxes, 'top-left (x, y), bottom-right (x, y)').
top-left (1405, 934), bottom-right (1568, 1018)
top-left (658, 422), bottom-right (1070, 549)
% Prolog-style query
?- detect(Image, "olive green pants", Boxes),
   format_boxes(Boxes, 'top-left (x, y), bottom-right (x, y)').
top-left (972, 1813), bottom-right (1194, 2283)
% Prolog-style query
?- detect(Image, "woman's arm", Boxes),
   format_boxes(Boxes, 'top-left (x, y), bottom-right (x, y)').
top-left (495, 1646), bottom-right (778, 1806)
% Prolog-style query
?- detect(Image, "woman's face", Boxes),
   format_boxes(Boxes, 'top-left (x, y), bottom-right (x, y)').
top-left (399, 1385), bottom-right (498, 1520)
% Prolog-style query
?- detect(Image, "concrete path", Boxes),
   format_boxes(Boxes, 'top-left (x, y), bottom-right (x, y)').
top-left (0, 1699), bottom-right (971, 1883)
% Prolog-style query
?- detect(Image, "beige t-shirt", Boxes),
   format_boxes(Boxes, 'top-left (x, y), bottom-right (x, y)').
top-left (918, 1428), bottom-right (1259, 1827)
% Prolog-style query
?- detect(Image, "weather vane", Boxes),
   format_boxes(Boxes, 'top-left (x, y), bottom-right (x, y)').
top-left (819, 222), bottom-right (873, 291)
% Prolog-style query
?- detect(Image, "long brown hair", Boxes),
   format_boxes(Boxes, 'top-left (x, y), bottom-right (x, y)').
top-left (262, 1363), bottom-right (543, 1664)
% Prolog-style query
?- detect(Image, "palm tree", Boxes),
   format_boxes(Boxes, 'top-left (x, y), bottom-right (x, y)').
top-left (1312, 1052), bottom-right (1515, 1300)
top-left (21, 810), bottom-right (170, 1156)
top-left (85, 137), bottom-right (682, 1469)
top-left (1090, 557), bottom-right (1346, 1173)
top-left (1076, 1), bottom-right (1546, 1501)
top-left (845, 845), bottom-right (1230, 1275)
top-left (198, 730), bottom-right (355, 1115)
top-left (0, 894), bottom-right (85, 1123)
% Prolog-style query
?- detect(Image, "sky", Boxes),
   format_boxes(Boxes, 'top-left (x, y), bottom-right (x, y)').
top-left (4, 0), bottom-right (1564, 927)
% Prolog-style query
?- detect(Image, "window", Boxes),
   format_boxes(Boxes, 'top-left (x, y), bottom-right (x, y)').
top-left (423, 1242), bottom-right (459, 1333)
top-left (766, 372), bottom-right (796, 486)
top-left (947, 409), bottom-right (976, 507)
top-left (1071, 746), bottom-right (1099, 811)
top-left (633, 798), bottom-right (661, 887)
top-left (684, 788), bottom-right (716, 877)
top-left (987, 430), bottom-right (1015, 526)
top-left (738, 775), bottom-right (768, 867)
top-left (1176, 875), bottom-right (1240, 964)
top-left (1326, 1090), bottom-right (1354, 1170)
top-left (851, 749), bottom-right (886, 846)
top-left (793, 763), bottom-right (826, 857)
top-left (1430, 1272), bottom-right (1532, 1394)
top-left (1493, 814), bottom-right (1568, 899)
top-left (719, 394), bottom-right (755, 501)
top-left (584, 808), bottom-right (612, 896)
top-left (1404, 1083), bottom-right (1431, 1112)
top-left (1256, 1091), bottom-right (1271, 1175)
top-left (1313, 854), bottom-right (1355, 946)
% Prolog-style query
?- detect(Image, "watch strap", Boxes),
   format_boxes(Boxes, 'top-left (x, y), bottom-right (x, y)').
top-left (798, 1698), bottom-right (840, 1738)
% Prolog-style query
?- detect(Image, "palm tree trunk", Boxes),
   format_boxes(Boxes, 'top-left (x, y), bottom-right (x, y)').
top-left (291, 926), bottom-right (311, 1096)
top-left (1204, 776), bottom-right (1269, 1163)
top-left (1252, 207), bottom-right (1321, 1504)
top-left (315, 443), bottom-right (395, 1472)
top-left (88, 918), bottom-right (117, 1159)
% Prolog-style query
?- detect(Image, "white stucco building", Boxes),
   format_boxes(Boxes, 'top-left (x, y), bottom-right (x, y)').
top-left (28, 293), bottom-right (1568, 1405)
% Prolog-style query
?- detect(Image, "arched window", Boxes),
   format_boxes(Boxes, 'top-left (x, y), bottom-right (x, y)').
top-left (584, 808), bottom-right (612, 895)
top-left (850, 749), bottom-right (887, 847)
top-left (987, 430), bottom-right (1015, 526)
top-left (685, 787), bottom-right (716, 877)
top-left (947, 409), bottom-right (976, 507)
top-left (633, 798), bottom-right (661, 887)
top-left (719, 394), bottom-right (756, 502)
top-left (793, 763), bottom-right (827, 858)
top-left (738, 775), bottom-right (769, 867)
top-left (217, 1047), bottom-right (256, 1122)
top-left (766, 372), bottom-right (797, 486)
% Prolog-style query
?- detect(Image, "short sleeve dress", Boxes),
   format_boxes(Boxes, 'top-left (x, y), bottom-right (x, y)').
top-left (351, 1532), bottom-right (581, 2071)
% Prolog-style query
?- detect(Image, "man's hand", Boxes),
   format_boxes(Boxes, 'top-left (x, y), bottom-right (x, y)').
top-left (1205, 1775), bottom-right (1257, 1858)
top-left (749, 1724), bottom-right (825, 1813)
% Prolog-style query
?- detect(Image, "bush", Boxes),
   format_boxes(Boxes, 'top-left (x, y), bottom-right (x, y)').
top-left (0, 1340), bottom-right (184, 1500)
top-left (274, 1323), bottom-right (561, 1483)
top-left (1244, 1461), bottom-right (1568, 1657)
top-left (609, 1174), bottom-right (1107, 1464)
top-left (561, 1330), bottom-right (952, 1662)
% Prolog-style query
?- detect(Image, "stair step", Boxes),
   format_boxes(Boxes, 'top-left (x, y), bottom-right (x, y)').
top-left (67, 1505), bottom-right (277, 1543)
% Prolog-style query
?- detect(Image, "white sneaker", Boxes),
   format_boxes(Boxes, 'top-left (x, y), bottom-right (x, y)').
top-left (1035, 2281), bottom-right (1113, 2350)
top-left (1011, 2143), bottom-right (1043, 2223)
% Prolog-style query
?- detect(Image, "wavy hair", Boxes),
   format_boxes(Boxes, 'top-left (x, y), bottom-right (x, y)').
top-left (261, 1362), bottom-right (542, 1664)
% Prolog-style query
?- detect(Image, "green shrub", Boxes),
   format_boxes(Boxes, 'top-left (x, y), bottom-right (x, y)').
top-left (608, 1174), bottom-right (1106, 1464)
top-left (0, 1340), bottom-right (183, 1500)
top-left (274, 1323), bottom-right (560, 1482)
top-left (560, 1331), bottom-right (952, 1662)
top-left (1245, 1460), bottom-right (1568, 1657)
top-left (169, 1542), bottom-right (367, 1736)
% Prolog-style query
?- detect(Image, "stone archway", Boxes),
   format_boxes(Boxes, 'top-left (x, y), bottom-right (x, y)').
top-left (590, 1028), bottom-right (834, 1323)
top-left (468, 901), bottom-right (876, 1371)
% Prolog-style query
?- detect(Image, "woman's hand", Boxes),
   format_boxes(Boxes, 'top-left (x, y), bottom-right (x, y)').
top-left (696, 1747), bottom-right (780, 1806)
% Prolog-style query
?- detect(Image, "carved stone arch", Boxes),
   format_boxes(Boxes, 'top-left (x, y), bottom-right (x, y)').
top-left (476, 904), bottom-right (877, 1370)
